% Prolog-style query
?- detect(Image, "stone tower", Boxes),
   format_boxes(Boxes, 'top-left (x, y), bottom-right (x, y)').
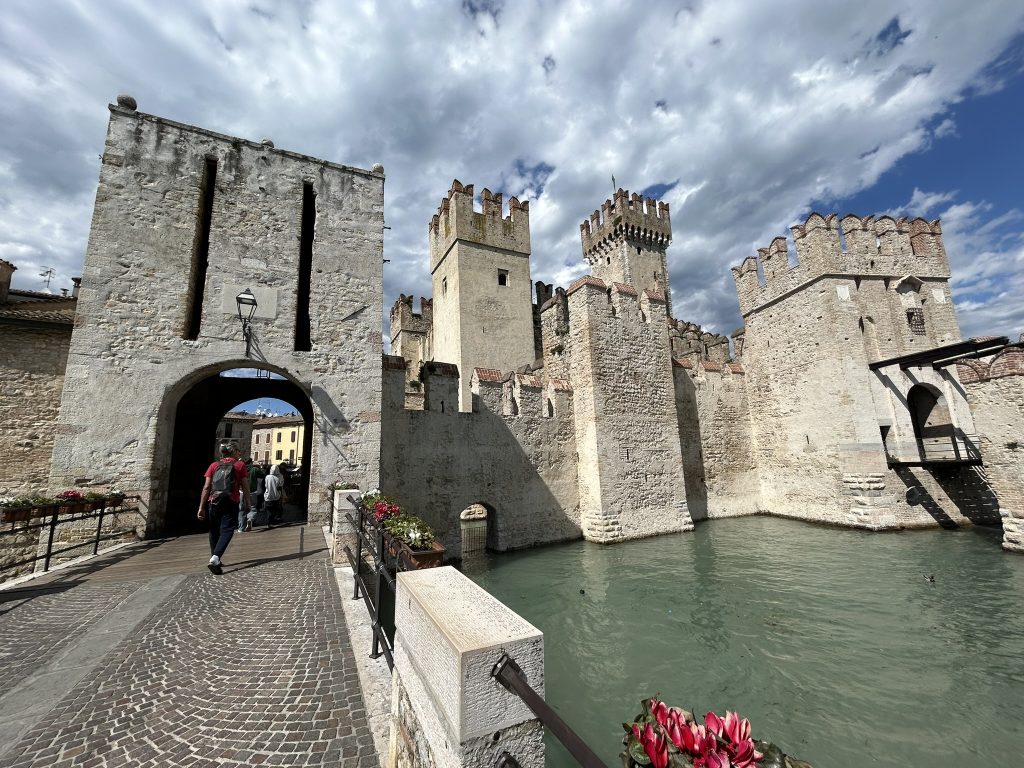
top-left (580, 189), bottom-right (673, 317)
top-left (428, 180), bottom-right (535, 410)
top-left (732, 213), bottom-right (980, 529)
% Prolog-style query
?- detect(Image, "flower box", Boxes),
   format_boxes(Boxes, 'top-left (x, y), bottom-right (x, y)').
top-left (1, 508), bottom-right (32, 523)
top-left (390, 539), bottom-right (446, 570)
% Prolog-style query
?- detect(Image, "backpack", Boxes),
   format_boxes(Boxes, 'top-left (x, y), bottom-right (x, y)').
top-left (210, 461), bottom-right (236, 500)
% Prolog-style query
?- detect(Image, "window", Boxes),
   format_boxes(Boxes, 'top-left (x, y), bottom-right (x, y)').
top-left (442, 277), bottom-right (447, 295)
top-left (497, 269), bottom-right (509, 287)
top-left (224, 423), bottom-right (233, 438)
top-left (289, 450), bottom-right (295, 462)
top-left (254, 434), bottom-right (260, 444)
top-left (276, 433), bottom-right (282, 443)
top-left (275, 450), bottom-right (282, 460)
top-left (290, 430), bottom-right (296, 442)
top-left (906, 308), bottom-right (926, 335)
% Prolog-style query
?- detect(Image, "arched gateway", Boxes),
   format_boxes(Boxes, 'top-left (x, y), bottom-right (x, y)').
top-left (47, 98), bottom-right (385, 537)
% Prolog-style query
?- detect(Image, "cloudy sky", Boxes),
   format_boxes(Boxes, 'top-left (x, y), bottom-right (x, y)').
top-left (3, 0), bottom-right (1023, 352)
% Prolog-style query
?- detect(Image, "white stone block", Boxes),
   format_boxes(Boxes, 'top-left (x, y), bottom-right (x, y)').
top-left (394, 567), bottom-right (543, 743)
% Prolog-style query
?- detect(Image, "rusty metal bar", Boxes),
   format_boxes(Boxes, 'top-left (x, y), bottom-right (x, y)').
top-left (491, 653), bottom-right (607, 768)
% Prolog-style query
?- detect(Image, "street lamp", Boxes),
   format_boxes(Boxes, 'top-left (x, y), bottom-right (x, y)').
top-left (236, 288), bottom-right (258, 357)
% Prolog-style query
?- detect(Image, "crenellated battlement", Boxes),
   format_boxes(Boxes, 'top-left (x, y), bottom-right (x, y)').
top-left (470, 367), bottom-right (573, 420)
top-left (389, 294), bottom-right (433, 336)
top-left (668, 318), bottom-right (731, 364)
top-left (564, 275), bottom-right (668, 323)
top-left (580, 188), bottom-right (671, 263)
top-left (731, 211), bottom-right (952, 315)
top-left (428, 179), bottom-right (530, 272)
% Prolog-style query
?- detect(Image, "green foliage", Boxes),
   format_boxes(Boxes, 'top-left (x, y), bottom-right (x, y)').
top-left (382, 513), bottom-right (436, 551)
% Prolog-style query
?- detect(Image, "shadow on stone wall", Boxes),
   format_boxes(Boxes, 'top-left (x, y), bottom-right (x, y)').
top-left (892, 465), bottom-right (1002, 529)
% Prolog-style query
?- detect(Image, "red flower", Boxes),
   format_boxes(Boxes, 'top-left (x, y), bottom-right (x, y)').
top-left (631, 723), bottom-right (668, 768)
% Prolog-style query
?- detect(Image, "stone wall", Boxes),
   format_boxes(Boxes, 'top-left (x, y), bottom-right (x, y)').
top-left (959, 346), bottom-right (1024, 552)
top-left (48, 100), bottom-right (384, 534)
top-left (0, 325), bottom-right (71, 498)
top-left (380, 362), bottom-right (579, 558)
top-left (673, 359), bottom-right (759, 520)
top-left (554, 278), bottom-right (691, 541)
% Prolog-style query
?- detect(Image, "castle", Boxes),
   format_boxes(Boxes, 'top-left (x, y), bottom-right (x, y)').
top-left (1, 98), bottom-right (1022, 574)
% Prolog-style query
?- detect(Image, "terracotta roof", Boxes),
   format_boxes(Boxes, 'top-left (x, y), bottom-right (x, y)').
top-left (473, 367), bottom-right (505, 383)
top-left (253, 415), bottom-right (304, 427)
top-left (0, 299), bottom-right (76, 326)
top-left (514, 373), bottom-right (543, 388)
top-left (643, 289), bottom-right (667, 303)
top-left (566, 275), bottom-right (607, 296)
top-left (728, 363), bottom-right (745, 374)
top-left (611, 282), bottom-right (638, 296)
top-left (673, 358), bottom-right (694, 368)
top-left (702, 361), bottom-right (723, 372)
top-left (550, 378), bottom-right (573, 392)
top-left (223, 412), bottom-right (260, 422)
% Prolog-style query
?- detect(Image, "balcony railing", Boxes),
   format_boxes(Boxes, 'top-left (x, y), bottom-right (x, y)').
top-left (885, 434), bottom-right (982, 467)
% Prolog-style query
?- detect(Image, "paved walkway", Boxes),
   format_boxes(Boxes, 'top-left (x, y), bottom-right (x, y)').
top-left (0, 525), bottom-right (378, 768)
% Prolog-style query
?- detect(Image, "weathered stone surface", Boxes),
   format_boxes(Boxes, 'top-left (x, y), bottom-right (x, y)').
top-left (47, 104), bottom-right (385, 534)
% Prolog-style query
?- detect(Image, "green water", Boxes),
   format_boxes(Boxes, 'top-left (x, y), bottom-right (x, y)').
top-left (465, 517), bottom-right (1024, 767)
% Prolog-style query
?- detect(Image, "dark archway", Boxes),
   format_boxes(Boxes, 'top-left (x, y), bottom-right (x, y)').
top-left (164, 371), bottom-right (313, 535)
top-left (907, 383), bottom-right (953, 441)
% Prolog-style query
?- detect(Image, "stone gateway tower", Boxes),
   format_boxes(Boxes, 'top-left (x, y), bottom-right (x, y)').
top-left (48, 98), bottom-right (385, 534)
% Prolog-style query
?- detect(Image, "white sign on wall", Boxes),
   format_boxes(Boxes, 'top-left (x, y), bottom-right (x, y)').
top-left (932, 288), bottom-right (946, 304)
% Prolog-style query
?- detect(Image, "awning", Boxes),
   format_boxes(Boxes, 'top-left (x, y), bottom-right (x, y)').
top-left (868, 336), bottom-right (1011, 371)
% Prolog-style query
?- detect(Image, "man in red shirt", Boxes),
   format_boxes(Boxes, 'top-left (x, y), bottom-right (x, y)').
top-left (198, 442), bottom-right (252, 574)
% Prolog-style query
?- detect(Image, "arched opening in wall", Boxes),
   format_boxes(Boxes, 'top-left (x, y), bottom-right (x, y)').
top-left (545, 398), bottom-right (554, 418)
top-left (158, 364), bottom-right (313, 536)
top-left (907, 383), bottom-right (954, 445)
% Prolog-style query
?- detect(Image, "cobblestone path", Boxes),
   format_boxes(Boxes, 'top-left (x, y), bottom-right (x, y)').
top-left (0, 582), bottom-right (141, 698)
top-left (0, 540), bottom-right (377, 768)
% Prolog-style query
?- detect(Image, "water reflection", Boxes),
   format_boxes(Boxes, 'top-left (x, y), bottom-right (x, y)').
top-left (466, 517), bottom-right (1024, 768)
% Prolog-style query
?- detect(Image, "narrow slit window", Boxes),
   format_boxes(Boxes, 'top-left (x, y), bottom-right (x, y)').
top-left (184, 157), bottom-right (217, 340)
top-left (497, 269), bottom-right (509, 287)
top-left (295, 181), bottom-right (315, 351)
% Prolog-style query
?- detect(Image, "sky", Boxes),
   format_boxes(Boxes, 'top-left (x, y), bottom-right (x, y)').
top-left (2, 0), bottom-right (1023, 385)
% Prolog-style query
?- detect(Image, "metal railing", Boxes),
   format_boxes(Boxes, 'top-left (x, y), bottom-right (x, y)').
top-left (0, 498), bottom-right (133, 576)
top-left (342, 499), bottom-right (418, 671)
top-left (885, 434), bottom-right (982, 466)
top-left (492, 653), bottom-right (607, 768)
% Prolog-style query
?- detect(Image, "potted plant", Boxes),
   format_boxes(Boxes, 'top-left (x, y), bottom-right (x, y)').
top-left (84, 491), bottom-right (107, 510)
top-left (55, 490), bottom-right (87, 514)
top-left (383, 513), bottom-right (445, 569)
top-left (360, 493), bottom-right (445, 569)
top-left (622, 696), bottom-right (812, 768)
top-left (0, 496), bottom-right (36, 523)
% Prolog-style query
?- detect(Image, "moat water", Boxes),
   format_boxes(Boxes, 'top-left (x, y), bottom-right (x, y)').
top-left (464, 517), bottom-right (1024, 768)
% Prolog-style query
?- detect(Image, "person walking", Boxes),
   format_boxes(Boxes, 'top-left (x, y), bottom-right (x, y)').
top-left (198, 443), bottom-right (251, 574)
top-left (264, 464), bottom-right (284, 528)
top-left (246, 459), bottom-right (265, 531)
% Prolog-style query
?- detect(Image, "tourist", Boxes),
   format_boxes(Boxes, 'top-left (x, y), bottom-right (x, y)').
top-left (198, 442), bottom-right (251, 574)
top-left (246, 459), bottom-right (266, 531)
top-left (264, 464), bottom-right (285, 528)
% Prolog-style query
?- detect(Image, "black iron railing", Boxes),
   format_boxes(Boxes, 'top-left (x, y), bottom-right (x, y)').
top-left (885, 433), bottom-right (982, 466)
top-left (0, 499), bottom-right (133, 576)
top-left (492, 653), bottom-right (607, 768)
top-left (342, 499), bottom-right (417, 671)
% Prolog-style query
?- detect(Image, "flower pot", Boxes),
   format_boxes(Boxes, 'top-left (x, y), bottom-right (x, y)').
top-left (1, 508), bottom-right (32, 523)
top-left (393, 539), bottom-right (445, 569)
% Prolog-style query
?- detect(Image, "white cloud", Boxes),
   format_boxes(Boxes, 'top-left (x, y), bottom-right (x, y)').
top-left (0, 0), bottom-right (1022, 343)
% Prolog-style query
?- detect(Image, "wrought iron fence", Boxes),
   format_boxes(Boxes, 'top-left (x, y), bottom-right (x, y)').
top-left (0, 498), bottom-right (134, 576)
top-left (341, 499), bottom-right (417, 671)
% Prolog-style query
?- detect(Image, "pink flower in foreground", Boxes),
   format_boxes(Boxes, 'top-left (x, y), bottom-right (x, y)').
top-left (631, 722), bottom-right (668, 768)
